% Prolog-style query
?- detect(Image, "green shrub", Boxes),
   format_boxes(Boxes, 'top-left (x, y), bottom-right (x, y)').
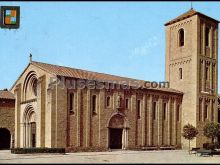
top-left (65, 146), bottom-right (108, 153)
top-left (11, 148), bottom-right (65, 154)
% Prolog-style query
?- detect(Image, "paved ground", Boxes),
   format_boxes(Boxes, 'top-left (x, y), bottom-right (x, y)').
top-left (1, 149), bottom-right (220, 163)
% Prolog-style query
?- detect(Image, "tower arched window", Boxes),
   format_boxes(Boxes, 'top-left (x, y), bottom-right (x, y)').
top-left (205, 27), bottom-right (210, 47)
top-left (179, 29), bottom-right (184, 47)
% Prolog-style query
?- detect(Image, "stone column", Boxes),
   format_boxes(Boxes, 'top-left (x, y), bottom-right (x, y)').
top-left (98, 90), bottom-right (105, 146)
top-left (203, 23), bottom-right (206, 55)
top-left (148, 95), bottom-right (153, 146)
top-left (36, 75), bottom-right (46, 148)
top-left (210, 63), bottom-right (213, 93)
top-left (210, 99), bottom-right (213, 121)
top-left (214, 64), bottom-right (217, 94)
top-left (215, 28), bottom-right (218, 60)
top-left (10, 134), bottom-right (13, 148)
top-left (22, 123), bottom-right (26, 148)
top-left (202, 98), bottom-right (205, 122)
top-left (86, 89), bottom-right (91, 147)
top-left (173, 99), bottom-right (177, 146)
top-left (214, 99), bottom-right (218, 122)
top-left (122, 129), bottom-right (125, 150)
top-left (202, 60), bottom-right (206, 92)
top-left (76, 89), bottom-right (81, 147)
top-left (27, 123), bottom-right (31, 147)
top-left (210, 26), bottom-right (213, 58)
top-left (167, 98), bottom-right (171, 146)
top-left (14, 84), bottom-right (21, 148)
top-left (125, 128), bottom-right (128, 149)
top-left (141, 94), bottom-right (146, 146)
top-left (158, 97), bottom-right (163, 146)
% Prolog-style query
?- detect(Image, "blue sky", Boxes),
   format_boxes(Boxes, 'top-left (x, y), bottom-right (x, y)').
top-left (0, 2), bottom-right (220, 92)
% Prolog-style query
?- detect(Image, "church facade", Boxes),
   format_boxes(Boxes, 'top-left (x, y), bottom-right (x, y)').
top-left (11, 60), bottom-right (183, 150)
top-left (2, 9), bottom-right (219, 150)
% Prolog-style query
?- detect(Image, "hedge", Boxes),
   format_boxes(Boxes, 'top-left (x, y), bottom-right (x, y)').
top-left (66, 146), bottom-right (108, 153)
top-left (11, 148), bottom-right (65, 154)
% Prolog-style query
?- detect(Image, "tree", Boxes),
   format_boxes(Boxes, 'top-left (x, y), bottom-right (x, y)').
top-left (203, 122), bottom-right (220, 144)
top-left (182, 123), bottom-right (199, 154)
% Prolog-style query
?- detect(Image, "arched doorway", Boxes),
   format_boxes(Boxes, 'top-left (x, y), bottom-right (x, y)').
top-left (23, 105), bottom-right (36, 148)
top-left (108, 113), bottom-right (129, 149)
top-left (0, 128), bottom-right (11, 149)
top-left (109, 128), bottom-right (123, 149)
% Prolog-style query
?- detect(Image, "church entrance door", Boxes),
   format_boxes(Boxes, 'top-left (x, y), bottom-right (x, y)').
top-left (109, 128), bottom-right (123, 149)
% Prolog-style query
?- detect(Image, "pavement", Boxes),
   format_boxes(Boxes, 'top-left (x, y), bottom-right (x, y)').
top-left (1, 149), bottom-right (220, 163)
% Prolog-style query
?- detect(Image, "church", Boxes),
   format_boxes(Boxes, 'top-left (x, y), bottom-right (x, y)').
top-left (0, 8), bottom-right (219, 150)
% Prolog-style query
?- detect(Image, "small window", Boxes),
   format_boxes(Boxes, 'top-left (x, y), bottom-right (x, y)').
top-left (106, 96), bottom-right (110, 108)
top-left (92, 95), bottom-right (97, 115)
top-left (211, 103), bottom-right (214, 121)
top-left (199, 101), bottom-right (202, 121)
top-left (179, 29), bottom-right (184, 47)
top-left (153, 102), bottom-right (157, 120)
top-left (137, 100), bottom-right (141, 119)
top-left (176, 105), bottom-right (180, 122)
top-left (205, 27), bottom-right (210, 47)
top-left (163, 103), bottom-right (166, 120)
top-left (69, 93), bottom-right (74, 114)
top-left (204, 104), bottom-right (208, 120)
top-left (205, 67), bottom-right (209, 80)
top-left (125, 98), bottom-right (129, 109)
top-left (179, 68), bottom-right (183, 80)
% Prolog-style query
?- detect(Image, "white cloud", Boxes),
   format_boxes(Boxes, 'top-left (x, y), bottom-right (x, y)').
top-left (129, 36), bottom-right (159, 59)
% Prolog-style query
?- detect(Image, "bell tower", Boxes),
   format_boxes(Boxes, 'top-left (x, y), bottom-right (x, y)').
top-left (165, 8), bottom-right (219, 148)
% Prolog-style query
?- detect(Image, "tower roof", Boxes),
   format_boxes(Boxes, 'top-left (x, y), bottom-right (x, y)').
top-left (165, 8), bottom-right (219, 26)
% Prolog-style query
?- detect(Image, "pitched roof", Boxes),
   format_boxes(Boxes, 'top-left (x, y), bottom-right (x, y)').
top-left (165, 8), bottom-right (219, 26)
top-left (32, 61), bottom-right (142, 82)
top-left (0, 90), bottom-right (15, 100)
top-left (31, 61), bottom-right (183, 94)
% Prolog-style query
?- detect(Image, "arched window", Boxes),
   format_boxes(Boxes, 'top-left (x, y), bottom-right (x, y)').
top-left (205, 27), bottom-right (210, 46)
top-left (163, 102), bottom-right (167, 120)
top-left (125, 98), bottom-right (129, 109)
top-left (92, 95), bottom-right (97, 115)
top-left (106, 96), bottom-right (111, 108)
top-left (205, 66), bottom-right (209, 80)
top-left (152, 102), bottom-right (157, 120)
top-left (179, 29), bottom-right (184, 47)
top-left (23, 71), bottom-right (38, 100)
top-left (69, 93), bottom-right (74, 114)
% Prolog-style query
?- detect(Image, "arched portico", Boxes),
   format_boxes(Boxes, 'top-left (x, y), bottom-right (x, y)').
top-left (107, 112), bottom-right (129, 149)
top-left (23, 105), bottom-right (36, 148)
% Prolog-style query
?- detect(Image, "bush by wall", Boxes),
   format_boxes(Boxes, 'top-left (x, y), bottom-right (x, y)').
top-left (65, 146), bottom-right (108, 153)
top-left (11, 148), bottom-right (65, 154)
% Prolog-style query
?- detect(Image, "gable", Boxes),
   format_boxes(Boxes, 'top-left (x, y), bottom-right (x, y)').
top-left (10, 62), bottom-right (55, 94)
